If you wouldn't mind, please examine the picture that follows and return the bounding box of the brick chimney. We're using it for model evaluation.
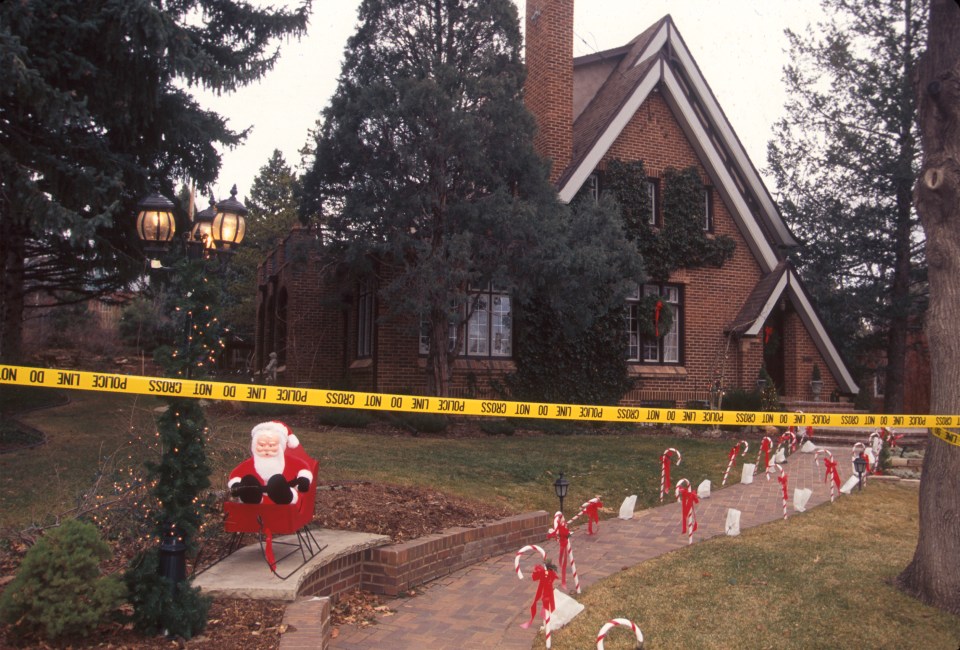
[525,0,573,185]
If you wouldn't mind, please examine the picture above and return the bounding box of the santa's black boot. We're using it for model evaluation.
[235,475,263,504]
[266,474,294,504]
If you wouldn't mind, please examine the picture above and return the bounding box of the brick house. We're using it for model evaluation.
[254,4,858,406]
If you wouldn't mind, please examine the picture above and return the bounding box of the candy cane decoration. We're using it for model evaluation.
[596,617,644,650]
[814,448,840,503]
[755,436,772,479]
[722,440,749,486]
[777,431,796,458]
[520,561,558,648]
[568,496,603,534]
[546,512,580,593]
[852,442,871,475]
[675,478,699,545]
[869,430,884,474]
[882,427,904,449]
[774,462,788,520]
[514,544,546,580]
[659,448,682,502]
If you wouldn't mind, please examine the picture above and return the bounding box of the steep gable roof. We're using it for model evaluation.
[559,16,797,272]
[554,16,856,394]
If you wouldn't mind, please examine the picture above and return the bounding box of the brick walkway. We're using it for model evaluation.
[317,446,848,649]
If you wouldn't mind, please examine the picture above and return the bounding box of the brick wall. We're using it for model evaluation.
[292,511,548,601]
[525,0,573,183]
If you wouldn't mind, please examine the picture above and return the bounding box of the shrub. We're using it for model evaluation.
[124,547,209,639]
[0,519,126,640]
[479,418,516,435]
[394,412,449,434]
[316,407,376,429]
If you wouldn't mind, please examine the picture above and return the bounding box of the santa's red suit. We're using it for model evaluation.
[228,421,313,505]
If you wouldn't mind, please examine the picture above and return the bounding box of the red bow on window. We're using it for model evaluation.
[764,326,774,344]
[654,300,663,337]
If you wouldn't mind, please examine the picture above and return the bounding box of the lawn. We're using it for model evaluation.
[1,391,731,531]
[542,481,960,649]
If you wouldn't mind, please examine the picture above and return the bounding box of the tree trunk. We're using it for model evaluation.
[896,0,960,615]
[427,308,452,397]
[0,213,26,364]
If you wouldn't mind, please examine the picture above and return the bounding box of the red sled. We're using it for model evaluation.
[223,445,326,579]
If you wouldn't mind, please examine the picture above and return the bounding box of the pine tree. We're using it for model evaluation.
[0,0,310,362]
[300,0,638,396]
[766,0,927,411]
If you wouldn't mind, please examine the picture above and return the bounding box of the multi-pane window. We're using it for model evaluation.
[625,284,681,364]
[357,281,375,358]
[646,179,658,225]
[586,173,600,202]
[419,285,512,358]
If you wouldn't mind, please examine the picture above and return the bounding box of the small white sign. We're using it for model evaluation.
[794,487,812,512]
[725,508,741,536]
[618,495,637,519]
[697,480,711,499]
[741,463,756,484]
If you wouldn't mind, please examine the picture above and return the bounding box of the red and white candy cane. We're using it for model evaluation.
[774,462,788,520]
[596,617,644,650]
[546,512,579,593]
[814,448,840,502]
[852,442,870,474]
[568,496,603,534]
[869,430,884,473]
[514,544,546,580]
[675,478,699,545]
[721,440,749,486]
[659,447,682,502]
[777,430,796,457]
[756,436,773,479]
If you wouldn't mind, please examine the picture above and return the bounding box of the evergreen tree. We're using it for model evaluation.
[897,0,960,616]
[221,150,302,337]
[300,0,635,396]
[766,0,927,411]
[0,0,310,362]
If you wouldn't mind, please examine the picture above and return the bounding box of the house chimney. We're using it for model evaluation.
[525,0,574,185]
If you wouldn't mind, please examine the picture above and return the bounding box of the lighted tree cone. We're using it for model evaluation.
[814,448,841,503]
[674,478,699,545]
[659,447,682,502]
[596,617,645,650]
[721,440,749,486]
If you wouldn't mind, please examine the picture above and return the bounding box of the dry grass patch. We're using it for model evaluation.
[544,482,960,649]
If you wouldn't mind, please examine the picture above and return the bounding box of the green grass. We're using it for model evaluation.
[543,482,960,649]
[1,393,730,530]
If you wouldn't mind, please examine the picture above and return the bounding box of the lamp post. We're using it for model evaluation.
[853,455,867,492]
[132,187,246,608]
[554,472,569,516]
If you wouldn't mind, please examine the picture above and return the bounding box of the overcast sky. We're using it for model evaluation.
[195,0,827,204]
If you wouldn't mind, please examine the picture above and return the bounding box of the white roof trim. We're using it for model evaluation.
[787,270,858,393]
[635,24,668,67]
[661,66,779,270]
[744,273,788,337]
[666,29,795,246]
[558,70,660,203]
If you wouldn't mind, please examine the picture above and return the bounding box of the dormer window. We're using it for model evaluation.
[703,186,713,232]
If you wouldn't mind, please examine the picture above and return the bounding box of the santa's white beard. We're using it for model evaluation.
[253,453,285,480]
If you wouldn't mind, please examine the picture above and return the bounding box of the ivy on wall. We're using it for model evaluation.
[603,160,736,282]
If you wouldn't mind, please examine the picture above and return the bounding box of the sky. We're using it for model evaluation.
[196,0,828,204]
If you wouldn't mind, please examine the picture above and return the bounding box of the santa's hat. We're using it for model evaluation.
[250,421,300,451]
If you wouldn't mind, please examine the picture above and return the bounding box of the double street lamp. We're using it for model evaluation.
[133,184,248,598]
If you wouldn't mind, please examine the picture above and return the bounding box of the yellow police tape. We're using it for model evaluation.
[1,364,956,431]
[932,427,960,447]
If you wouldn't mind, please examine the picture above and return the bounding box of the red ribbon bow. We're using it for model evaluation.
[777,473,789,502]
[760,437,771,471]
[728,445,740,462]
[824,458,841,489]
[764,326,774,344]
[677,486,699,533]
[654,300,663,337]
[525,564,557,626]
[661,454,674,493]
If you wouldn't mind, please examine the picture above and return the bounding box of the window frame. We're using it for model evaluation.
[356,280,375,359]
[418,285,513,359]
[624,283,682,365]
[703,186,713,232]
[646,178,659,226]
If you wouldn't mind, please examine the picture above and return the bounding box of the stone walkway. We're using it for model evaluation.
[291,445,850,649]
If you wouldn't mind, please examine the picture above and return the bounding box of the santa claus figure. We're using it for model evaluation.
[228,421,313,505]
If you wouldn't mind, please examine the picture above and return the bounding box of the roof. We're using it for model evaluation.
[555,15,856,393]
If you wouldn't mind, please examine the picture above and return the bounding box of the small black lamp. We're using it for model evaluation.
[553,472,569,515]
[853,455,867,491]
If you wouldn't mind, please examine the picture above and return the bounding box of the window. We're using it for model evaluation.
[357,281,375,358]
[646,179,658,226]
[419,285,512,358]
[703,186,713,231]
[625,284,681,364]
[586,173,600,202]
[874,367,886,398]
